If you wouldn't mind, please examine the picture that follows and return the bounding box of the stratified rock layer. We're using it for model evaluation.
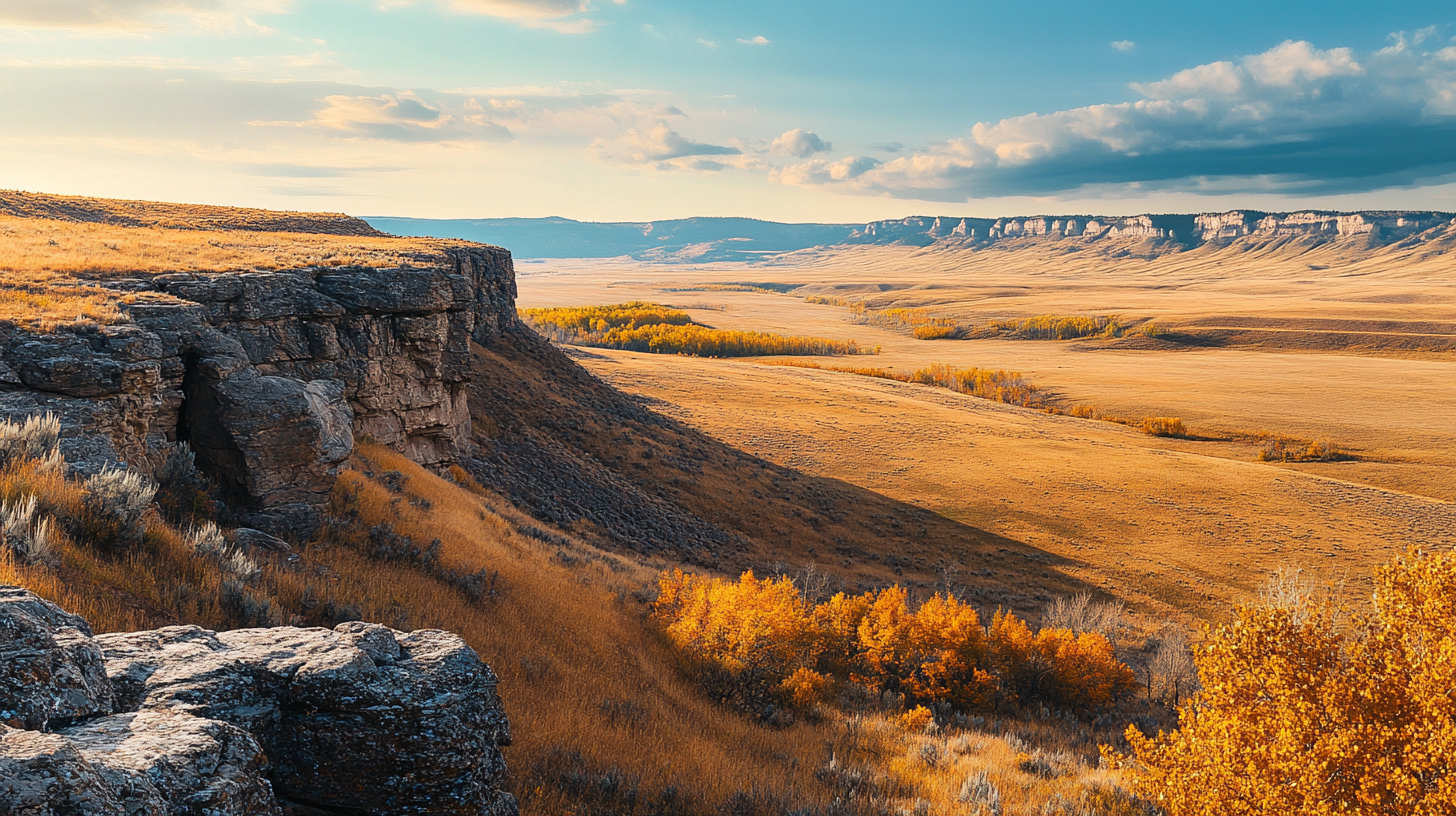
[0,245,515,536]
[0,585,516,816]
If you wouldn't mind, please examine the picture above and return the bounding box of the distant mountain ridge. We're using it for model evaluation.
[365,210,1456,261]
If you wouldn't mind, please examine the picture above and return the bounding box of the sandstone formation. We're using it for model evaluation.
[0,585,516,816]
[0,246,515,536]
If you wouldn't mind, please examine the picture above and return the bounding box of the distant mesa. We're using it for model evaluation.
[365,210,1456,261]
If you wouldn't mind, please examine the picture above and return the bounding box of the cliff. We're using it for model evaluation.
[843,209,1455,248]
[0,584,515,815]
[0,195,518,536]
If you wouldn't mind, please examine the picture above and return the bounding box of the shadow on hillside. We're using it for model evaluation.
[465,324,1101,618]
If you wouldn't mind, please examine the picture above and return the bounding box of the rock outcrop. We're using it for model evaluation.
[0,585,516,816]
[0,246,515,536]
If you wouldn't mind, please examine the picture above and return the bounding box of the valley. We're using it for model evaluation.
[516,238,1456,621]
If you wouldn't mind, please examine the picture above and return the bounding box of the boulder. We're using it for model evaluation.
[97,622,516,815]
[0,726,126,815]
[0,586,112,731]
[0,585,517,816]
[58,711,282,816]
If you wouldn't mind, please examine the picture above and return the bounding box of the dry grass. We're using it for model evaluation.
[0,218,470,328]
[0,215,463,278]
[1,441,868,813]
[0,194,480,328]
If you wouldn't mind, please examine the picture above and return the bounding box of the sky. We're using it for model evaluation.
[3,1,1456,222]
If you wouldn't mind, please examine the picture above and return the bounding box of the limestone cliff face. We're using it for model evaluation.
[0,245,515,535]
[847,209,1455,247]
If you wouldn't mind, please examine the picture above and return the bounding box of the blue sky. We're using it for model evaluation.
[2,1,1456,221]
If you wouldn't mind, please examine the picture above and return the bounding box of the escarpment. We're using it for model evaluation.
[0,585,516,815]
[0,245,515,536]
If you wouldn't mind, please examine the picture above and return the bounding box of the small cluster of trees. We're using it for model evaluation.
[811,299,974,341]
[765,360,1045,409]
[519,301,695,336]
[519,301,874,357]
[987,314,1124,341]
[1126,549,1456,815]
[653,570,1136,717]
[1257,435,1345,462]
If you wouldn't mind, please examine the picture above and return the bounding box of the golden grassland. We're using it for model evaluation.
[518,250,1456,504]
[1,438,1159,815]
[520,301,876,357]
[14,426,1447,812]
[564,349,1451,622]
[0,215,461,277]
[0,196,474,328]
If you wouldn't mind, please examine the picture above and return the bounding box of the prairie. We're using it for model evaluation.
[515,241,1456,622]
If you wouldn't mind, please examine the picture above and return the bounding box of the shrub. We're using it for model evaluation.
[1043,592,1130,648]
[1258,436,1346,462]
[81,467,158,551]
[1067,405,1097,419]
[0,412,60,469]
[654,571,1136,718]
[912,324,961,340]
[958,771,1002,815]
[1138,417,1185,438]
[764,361,1045,409]
[988,314,1123,341]
[778,667,832,708]
[2,494,56,566]
[900,705,934,732]
[1122,548,1456,815]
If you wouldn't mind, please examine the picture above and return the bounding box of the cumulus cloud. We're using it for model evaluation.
[772,38,1456,201]
[0,0,288,30]
[588,123,740,166]
[737,35,769,45]
[260,91,512,142]
[1111,40,1135,52]
[770,128,831,158]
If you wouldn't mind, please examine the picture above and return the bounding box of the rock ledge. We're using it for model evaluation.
[0,585,516,816]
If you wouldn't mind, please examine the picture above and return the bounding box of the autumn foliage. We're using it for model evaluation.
[1124,548,1456,816]
[519,301,875,357]
[764,359,1046,409]
[654,570,1136,716]
[988,314,1125,340]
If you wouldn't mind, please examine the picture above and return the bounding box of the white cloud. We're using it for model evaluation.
[771,38,1456,201]
[1241,39,1362,87]
[409,0,625,33]
[737,35,769,45]
[697,37,716,48]
[1111,40,1135,52]
[588,123,739,165]
[769,128,831,158]
[0,0,289,31]
[769,155,879,186]
[258,91,514,142]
